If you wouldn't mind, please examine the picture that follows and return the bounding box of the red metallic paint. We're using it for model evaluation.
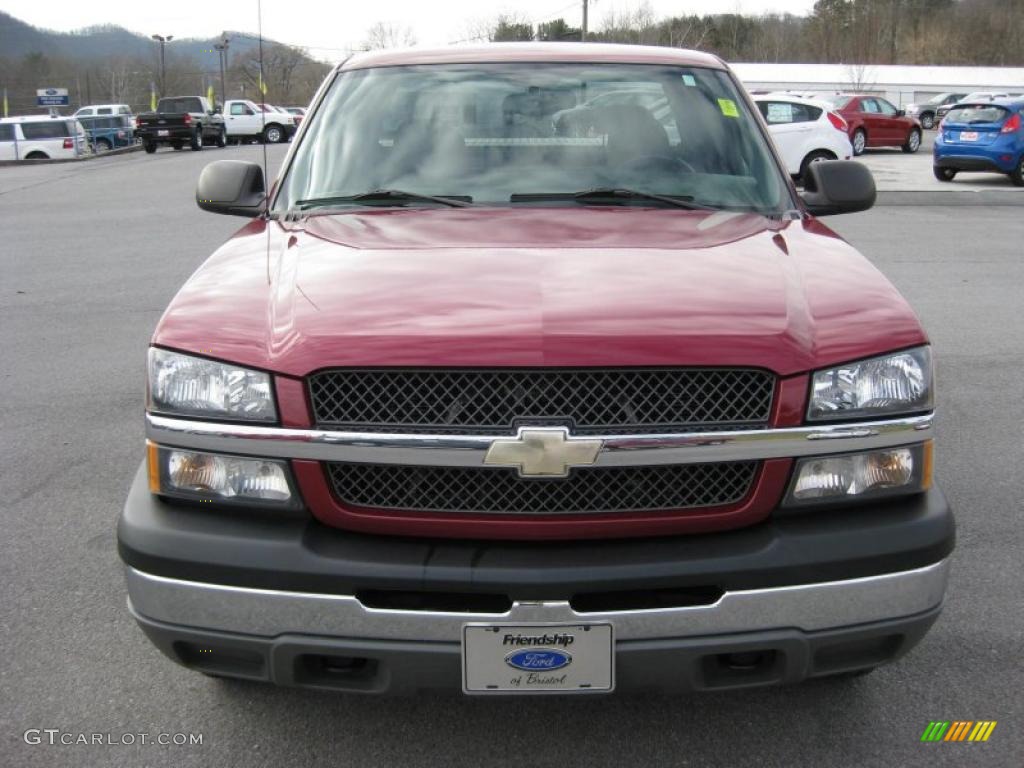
[153,208,927,378]
[837,95,922,150]
[342,42,726,72]
[275,376,312,428]
[154,204,927,539]
[292,458,793,541]
[771,375,811,428]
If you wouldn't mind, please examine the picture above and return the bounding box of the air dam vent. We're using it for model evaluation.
[327,461,759,516]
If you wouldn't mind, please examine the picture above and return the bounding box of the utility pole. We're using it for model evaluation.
[582,0,589,40]
[151,34,173,95]
[214,35,230,106]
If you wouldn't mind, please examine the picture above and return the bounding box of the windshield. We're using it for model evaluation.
[276,63,791,214]
[925,94,950,105]
[944,105,1009,124]
[158,98,203,113]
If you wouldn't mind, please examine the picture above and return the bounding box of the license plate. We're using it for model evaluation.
[157,129,169,137]
[462,623,614,694]
[960,131,979,141]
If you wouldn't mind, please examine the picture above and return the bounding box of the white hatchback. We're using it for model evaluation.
[0,116,91,161]
[754,95,853,180]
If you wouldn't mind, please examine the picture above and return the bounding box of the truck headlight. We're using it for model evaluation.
[148,348,276,422]
[147,443,301,509]
[784,443,932,507]
[808,347,932,421]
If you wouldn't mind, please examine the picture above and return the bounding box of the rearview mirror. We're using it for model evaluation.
[800,160,876,216]
[196,160,266,217]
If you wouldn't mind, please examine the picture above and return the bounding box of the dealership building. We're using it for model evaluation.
[732,63,1024,107]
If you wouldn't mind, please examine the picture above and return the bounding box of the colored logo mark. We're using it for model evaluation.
[921,721,997,742]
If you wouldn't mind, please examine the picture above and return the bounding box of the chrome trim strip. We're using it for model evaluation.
[125,559,949,641]
[146,413,933,467]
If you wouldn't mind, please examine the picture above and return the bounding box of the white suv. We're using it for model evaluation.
[0,116,91,161]
[754,94,853,180]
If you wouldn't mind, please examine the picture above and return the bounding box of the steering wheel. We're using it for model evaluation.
[620,154,696,173]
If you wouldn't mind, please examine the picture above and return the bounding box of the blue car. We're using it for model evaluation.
[76,114,135,152]
[934,98,1024,186]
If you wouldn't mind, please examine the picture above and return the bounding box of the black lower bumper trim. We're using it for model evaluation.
[117,464,955,600]
[132,605,942,694]
[935,156,1006,172]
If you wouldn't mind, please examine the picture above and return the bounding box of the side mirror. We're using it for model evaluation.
[895,109,906,117]
[800,160,876,216]
[196,160,266,217]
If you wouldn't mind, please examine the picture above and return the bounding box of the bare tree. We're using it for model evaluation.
[363,21,417,50]
[106,58,136,103]
[457,12,533,43]
[844,62,876,92]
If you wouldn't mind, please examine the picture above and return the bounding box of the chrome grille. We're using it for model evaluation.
[308,369,774,434]
[326,462,758,515]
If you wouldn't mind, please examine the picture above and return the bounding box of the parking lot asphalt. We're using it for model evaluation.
[1,146,1022,768]
[858,130,1024,195]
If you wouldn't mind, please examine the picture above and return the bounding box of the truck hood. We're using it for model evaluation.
[153,208,927,378]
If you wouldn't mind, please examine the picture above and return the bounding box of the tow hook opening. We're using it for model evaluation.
[294,654,380,689]
[701,649,784,688]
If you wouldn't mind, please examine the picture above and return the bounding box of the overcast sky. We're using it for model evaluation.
[3,0,818,61]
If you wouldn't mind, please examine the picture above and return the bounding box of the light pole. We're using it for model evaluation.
[151,34,173,95]
[214,35,230,107]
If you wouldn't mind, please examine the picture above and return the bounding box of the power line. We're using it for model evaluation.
[229,31,354,53]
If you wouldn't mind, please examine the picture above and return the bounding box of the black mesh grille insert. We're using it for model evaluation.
[326,462,758,515]
[309,369,774,433]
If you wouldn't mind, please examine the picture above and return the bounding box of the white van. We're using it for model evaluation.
[0,116,92,160]
[74,104,133,118]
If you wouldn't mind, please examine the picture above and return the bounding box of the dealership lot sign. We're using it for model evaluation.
[36,88,69,107]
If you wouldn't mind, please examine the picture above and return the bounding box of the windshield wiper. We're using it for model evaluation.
[511,188,715,210]
[296,189,472,210]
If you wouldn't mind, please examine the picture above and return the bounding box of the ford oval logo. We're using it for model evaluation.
[505,649,573,672]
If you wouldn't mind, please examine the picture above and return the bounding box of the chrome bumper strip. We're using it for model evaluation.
[146,413,933,468]
[126,559,949,642]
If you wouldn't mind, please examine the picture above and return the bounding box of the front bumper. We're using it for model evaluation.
[130,596,944,693]
[119,465,954,692]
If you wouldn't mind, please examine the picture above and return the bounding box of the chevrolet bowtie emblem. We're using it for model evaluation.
[483,427,604,477]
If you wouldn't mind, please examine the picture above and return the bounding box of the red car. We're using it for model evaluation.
[834,94,923,155]
[119,44,952,695]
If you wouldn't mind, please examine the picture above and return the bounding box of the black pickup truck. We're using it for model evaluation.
[135,96,226,153]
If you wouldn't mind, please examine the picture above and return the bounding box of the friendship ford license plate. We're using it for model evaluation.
[960,131,979,141]
[157,129,169,137]
[462,623,614,694]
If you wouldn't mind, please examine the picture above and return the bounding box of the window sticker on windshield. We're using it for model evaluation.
[718,98,740,118]
[682,74,696,86]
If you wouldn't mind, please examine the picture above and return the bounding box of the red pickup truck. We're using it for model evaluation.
[119,44,953,695]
